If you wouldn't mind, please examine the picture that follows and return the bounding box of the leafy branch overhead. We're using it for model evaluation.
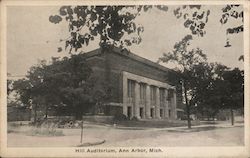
[49,5,210,53]
[173,5,210,37]
[220,5,243,34]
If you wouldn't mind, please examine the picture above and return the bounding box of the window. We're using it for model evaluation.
[150,86,156,104]
[160,89,165,107]
[127,79,135,98]
[168,89,173,101]
[139,83,146,102]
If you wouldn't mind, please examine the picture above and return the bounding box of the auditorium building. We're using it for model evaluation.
[84,47,184,120]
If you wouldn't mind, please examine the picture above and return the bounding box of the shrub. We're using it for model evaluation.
[113,113,128,121]
[131,116,139,121]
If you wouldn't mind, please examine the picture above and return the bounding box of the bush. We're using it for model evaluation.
[131,116,139,121]
[31,116,80,128]
[113,113,128,121]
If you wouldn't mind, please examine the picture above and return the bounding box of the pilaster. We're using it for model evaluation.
[169,89,177,119]
[145,84,151,118]
[155,87,161,119]
[122,74,127,116]
[134,81,140,118]
[164,89,169,119]
[172,90,177,119]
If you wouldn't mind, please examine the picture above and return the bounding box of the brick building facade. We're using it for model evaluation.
[84,47,184,120]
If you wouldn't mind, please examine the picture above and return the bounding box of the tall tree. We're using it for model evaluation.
[13,54,103,120]
[159,35,207,128]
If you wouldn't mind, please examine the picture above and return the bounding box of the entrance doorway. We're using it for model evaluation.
[127,106,132,119]
[160,109,163,118]
[150,108,154,118]
[139,107,144,118]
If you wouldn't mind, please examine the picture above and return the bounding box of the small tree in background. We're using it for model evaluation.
[193,63,229,120]
[220,68,244,125]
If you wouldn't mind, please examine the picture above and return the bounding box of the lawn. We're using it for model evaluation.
[113,119,201,128]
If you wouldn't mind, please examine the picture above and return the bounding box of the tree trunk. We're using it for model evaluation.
[45,104,48,119]
[34,104,37,124]
[230,108,234,126]
[80,119,84,144]
[184,81,191,129]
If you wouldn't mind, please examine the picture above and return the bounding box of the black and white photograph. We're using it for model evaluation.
[1,0,249,157]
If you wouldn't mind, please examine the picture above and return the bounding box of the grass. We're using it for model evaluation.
[111,119,201,128]
[7,123,21,133]
[167,126,219,133]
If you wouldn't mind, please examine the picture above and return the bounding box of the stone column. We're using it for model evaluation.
[171,89,177,119]
[164,89,169,119]
[122,75,127,116]
[145,84,151,118]
[155,87,161,119]
[134,81,140,118]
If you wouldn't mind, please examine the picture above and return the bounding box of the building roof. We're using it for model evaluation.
[82,47,180,77]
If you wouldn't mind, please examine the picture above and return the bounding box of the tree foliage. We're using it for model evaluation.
[49,5,210,53]
[195,66,244,117]
[159,34,207,128]
[160,34,244,122]
[173,5,210,37]
[220,5,243,34]
[13,54,107,119]
[159,34,207,72]
[192,63,229,119]
[198,67,244,123]
[7,78,13,96]
[220,68,244,110]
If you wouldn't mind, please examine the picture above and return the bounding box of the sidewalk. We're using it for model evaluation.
[113,122,244,132]
[147,122,244,132]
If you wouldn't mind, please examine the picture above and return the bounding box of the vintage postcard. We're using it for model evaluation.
[0,0,249,157]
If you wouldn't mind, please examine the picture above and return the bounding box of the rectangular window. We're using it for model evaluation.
[150,86,156,104]
[168,89,173,101]
[159,89,165,107]
[139,83,146,102]
[127,79,135,98]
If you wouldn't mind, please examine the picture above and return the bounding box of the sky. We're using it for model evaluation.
[7,5,244,77]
